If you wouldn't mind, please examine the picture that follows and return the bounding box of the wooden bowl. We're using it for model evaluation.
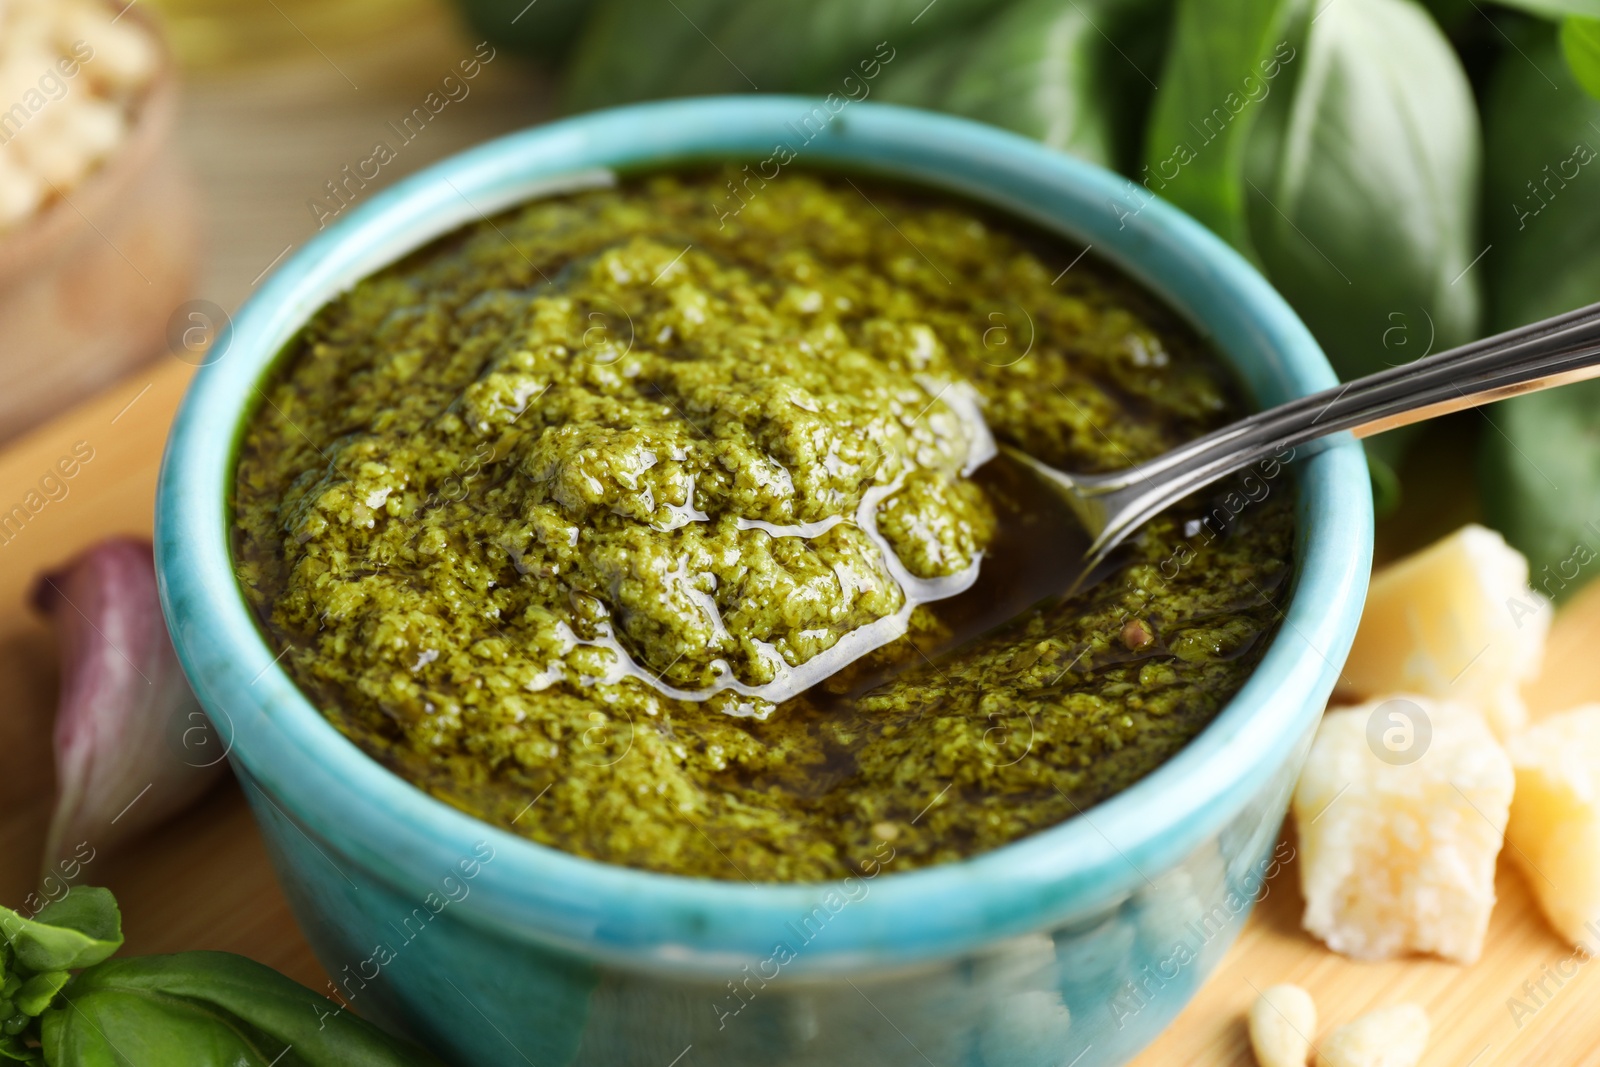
[0,10,199,445]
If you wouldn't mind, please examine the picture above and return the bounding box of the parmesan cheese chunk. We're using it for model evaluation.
[1293,698,1513,962]
[1506,704,1600,947]
[1337,524,1546,739]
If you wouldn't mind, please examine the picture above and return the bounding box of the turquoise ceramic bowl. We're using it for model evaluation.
[155,98,1372,1067]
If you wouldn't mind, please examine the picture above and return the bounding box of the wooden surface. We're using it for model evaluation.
[3,11,1599,1066]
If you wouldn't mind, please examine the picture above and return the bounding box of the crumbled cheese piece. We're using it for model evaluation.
[1293,697,1512,962]
[1506,704,1600,946]
[1337,524,1547,738]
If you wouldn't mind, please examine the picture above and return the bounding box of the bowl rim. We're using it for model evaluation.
[155,96,1372,977]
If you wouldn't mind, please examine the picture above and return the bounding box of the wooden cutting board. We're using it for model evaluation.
[4,14,1598,1065]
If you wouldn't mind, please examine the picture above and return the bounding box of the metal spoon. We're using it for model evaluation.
[1005,300,1600,575]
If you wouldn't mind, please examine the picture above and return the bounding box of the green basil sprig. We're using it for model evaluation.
[1,892,122,975]
[1,890,124,1066]
[0,889,439,1067]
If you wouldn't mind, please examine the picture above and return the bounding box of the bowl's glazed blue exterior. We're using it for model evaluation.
[154,98,1372,1067]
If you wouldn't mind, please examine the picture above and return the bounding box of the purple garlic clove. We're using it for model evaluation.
[31,537,228,879]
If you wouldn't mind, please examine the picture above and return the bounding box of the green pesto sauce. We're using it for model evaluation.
[233,168,1294,882]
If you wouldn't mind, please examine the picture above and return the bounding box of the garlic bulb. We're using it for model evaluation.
[32,538,228,878]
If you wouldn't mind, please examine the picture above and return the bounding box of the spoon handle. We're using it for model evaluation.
[1083,301,1600,560]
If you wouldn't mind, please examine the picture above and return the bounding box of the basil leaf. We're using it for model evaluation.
[1142,0,1305,252]
[1476,30,1600,593]
[1563,16,1600,96]
[13,974,67,1019]
[1244,0,1482,382]
[882,0,1169,170]
[1479,382,1600,600]
[41,953,442,1067]
[0,1035,40,1064]
[454,0,593,64]
[707,0,1001,91]
[563,0,742,110]
[1481,29,1600,328]
[1489,0,1600,17]
[42,997,286,1067]
[875,36,969,110]
[0,890,122,973]
[562,0,998,111]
